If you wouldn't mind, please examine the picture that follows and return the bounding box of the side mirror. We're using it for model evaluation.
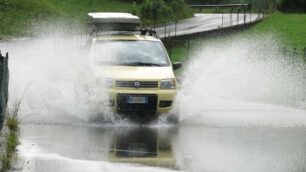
[172,62,182,70]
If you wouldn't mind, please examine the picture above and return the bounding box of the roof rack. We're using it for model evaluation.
[87,12,156,37]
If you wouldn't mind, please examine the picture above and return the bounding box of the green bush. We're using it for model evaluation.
[140,0,192,25]
[185,0,278,13]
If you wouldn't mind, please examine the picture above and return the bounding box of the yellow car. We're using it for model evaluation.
[88,13,182,116]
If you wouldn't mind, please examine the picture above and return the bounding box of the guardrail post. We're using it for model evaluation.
[304,47,306,102]
[237,9,240,24]
[249,9,252,23]
[152,4,158,31]
[263,9,266,18]
[230,9,233,26]
[168,17,172,37]
[257,11,260,20]
[174,19,177,37]
[153,16,156,31]
[186,40,191,61]
[243,8,246,24]
[221,12,224,27]
[169,38,172,60]
[164,17,167,38]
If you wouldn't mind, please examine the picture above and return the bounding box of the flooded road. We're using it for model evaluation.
[16,120,306,172]
[1,26,306,172]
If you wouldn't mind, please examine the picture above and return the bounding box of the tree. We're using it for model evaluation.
[140,0,192,24]
[277,0,306,13]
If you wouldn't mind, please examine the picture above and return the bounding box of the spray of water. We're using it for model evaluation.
[2,27,306,127]
[175,34,306,127]
[2,32,117,125]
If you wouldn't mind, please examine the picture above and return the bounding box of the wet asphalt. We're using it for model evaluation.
[13,121,306,172]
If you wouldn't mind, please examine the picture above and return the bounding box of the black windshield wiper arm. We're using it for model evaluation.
[121,62,162,66]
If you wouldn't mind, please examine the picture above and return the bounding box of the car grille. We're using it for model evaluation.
[116,81,158,88]
[117,94,157,114]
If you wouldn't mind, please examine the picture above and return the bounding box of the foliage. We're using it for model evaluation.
[186,0,277,13]
[0,0,194,38]
[0,0,138,39]
[277,0,306,13]
[140,0,193,25]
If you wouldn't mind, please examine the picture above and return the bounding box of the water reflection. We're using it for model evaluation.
[109,127,175,168]
[19,124,306,172]
[19,124,177,170]
[174,126,306,172]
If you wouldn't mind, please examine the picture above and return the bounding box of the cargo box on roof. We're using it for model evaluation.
[87,12,140,32]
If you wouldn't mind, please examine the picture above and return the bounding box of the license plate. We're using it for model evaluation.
[127,96,148,104]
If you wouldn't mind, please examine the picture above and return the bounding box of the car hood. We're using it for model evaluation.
[92,65,175,80]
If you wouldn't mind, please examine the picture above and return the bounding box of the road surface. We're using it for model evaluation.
[156,13,262,38]
[12,121,306,172]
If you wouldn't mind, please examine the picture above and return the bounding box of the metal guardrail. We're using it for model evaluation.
[188,4,251,9]
[160,13,263,39]
[0,51,9,130]
[159,9,268,39]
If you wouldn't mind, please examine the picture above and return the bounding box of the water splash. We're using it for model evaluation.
[2,34,115,125]
[2,30,306,127]
[175,34,306,127]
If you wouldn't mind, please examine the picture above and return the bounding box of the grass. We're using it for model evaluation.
[0,0,138,39]
[6,117,18,133]
[1,115,19,172]
[1,125,19,172]
[1,99,22,172]
[0,87,27,172]
[246,12,306,48]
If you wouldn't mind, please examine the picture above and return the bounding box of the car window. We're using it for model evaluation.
[92,40,170,67]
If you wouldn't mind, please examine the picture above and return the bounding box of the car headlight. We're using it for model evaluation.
[160,79,176,89]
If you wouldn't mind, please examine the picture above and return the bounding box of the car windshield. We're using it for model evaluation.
[92,40,170,66]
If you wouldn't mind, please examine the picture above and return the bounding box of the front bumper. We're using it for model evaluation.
[108,89,176,114]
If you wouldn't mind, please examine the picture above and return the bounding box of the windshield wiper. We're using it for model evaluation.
[121,62,162,67]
